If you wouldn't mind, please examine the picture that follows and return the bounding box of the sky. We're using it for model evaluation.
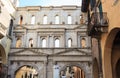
[19,0,82,7]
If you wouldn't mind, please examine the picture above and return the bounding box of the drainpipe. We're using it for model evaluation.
[97,36,103,78]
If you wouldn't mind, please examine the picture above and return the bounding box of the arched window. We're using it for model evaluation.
[29,38,33,48]
[55,38,59,47]
[31,15,35,24]
[60,66,85,78]
[16,37,22,48]
[55,15,59,24]
[80,14,84,24]
[42,38,46,47]
[9,19,13,36]
[68,15,72,24]
[81,38,86,48]
[43,15,47,24]
[68,38,72,47]
[19,15,23,25]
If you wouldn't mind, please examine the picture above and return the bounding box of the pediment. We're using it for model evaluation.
[9,49,47,55]
[54,49,90,55]
[9,48,91,56]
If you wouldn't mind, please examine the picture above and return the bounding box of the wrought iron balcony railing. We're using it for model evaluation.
[88,12,109,36]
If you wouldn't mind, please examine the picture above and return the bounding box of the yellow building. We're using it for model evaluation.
[81,0,120,78]
[101,1,120,78]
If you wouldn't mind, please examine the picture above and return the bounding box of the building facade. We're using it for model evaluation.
[0,0,19,78]
[81,0,120,78]
[100,1,120,78]
[8,6,93,78]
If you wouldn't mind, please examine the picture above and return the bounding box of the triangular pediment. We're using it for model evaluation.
[9,49,47,55]
[9,48,91,56]
[54,49,90,55]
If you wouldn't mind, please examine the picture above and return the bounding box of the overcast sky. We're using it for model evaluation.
[19,0,82,7]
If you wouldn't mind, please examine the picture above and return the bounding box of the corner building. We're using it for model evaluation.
[8,6,93,78]
[0,0,18,77]
[81,0,120,78]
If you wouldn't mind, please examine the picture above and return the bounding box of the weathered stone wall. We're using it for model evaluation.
[8,6,93,78]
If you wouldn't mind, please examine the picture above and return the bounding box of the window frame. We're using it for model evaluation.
[55,38,60,48]
[55,15,60,24]
[43,15,48,24]
[67,15,72,24]
[31,15,35,24]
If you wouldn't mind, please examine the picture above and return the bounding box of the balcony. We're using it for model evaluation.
[88,12,109,36]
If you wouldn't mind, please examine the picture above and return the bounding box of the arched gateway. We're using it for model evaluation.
[15,65,38,78]
[60,66,85,78]
[104,28,120,78]
[0,44,7,78]
[8,5,92,78]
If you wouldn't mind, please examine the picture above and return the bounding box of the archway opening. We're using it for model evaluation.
[19,15,23,25]
[93,58,99,78]
[0,45,6,78]
[15,65,38,78]
[112,31,120,78]
[60,66,85,78]
[104,28,120,78]
[116,59,120,78]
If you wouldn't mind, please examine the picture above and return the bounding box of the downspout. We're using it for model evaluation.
[96,36,103,78]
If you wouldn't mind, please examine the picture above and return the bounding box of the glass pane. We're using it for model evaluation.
[31,15,35,24]
[68,15,72,24]
[68,39,72,47]
[43,16,47,24]
[55,15,59,24]
[55,39,59,47]
[42,39,46,47]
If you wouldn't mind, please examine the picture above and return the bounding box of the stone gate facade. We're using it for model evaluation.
[8,6,93,78]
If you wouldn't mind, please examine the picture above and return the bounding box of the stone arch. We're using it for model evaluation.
[0,45,7,78]
[104,28,120,78]
[60,63,91,78]
[15,64,39,73]
[14,64,39,78]
[0,44,6,64]
[115,59,120,78]
[93,58,99,78]
[29,38,33,48]
[68,38,72,47]
[16,37,22,48]
[19,15,23,25]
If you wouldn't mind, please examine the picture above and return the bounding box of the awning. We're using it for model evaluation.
[81,0,90,12]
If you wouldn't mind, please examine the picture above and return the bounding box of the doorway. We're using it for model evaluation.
[60,66,85,78]
[15,65,38,78]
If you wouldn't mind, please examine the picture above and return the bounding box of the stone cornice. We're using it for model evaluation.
[17,5,81,11]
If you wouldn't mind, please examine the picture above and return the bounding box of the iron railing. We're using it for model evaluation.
[88,12,109,36]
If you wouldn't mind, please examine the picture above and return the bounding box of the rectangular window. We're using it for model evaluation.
[68,15,72,24]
